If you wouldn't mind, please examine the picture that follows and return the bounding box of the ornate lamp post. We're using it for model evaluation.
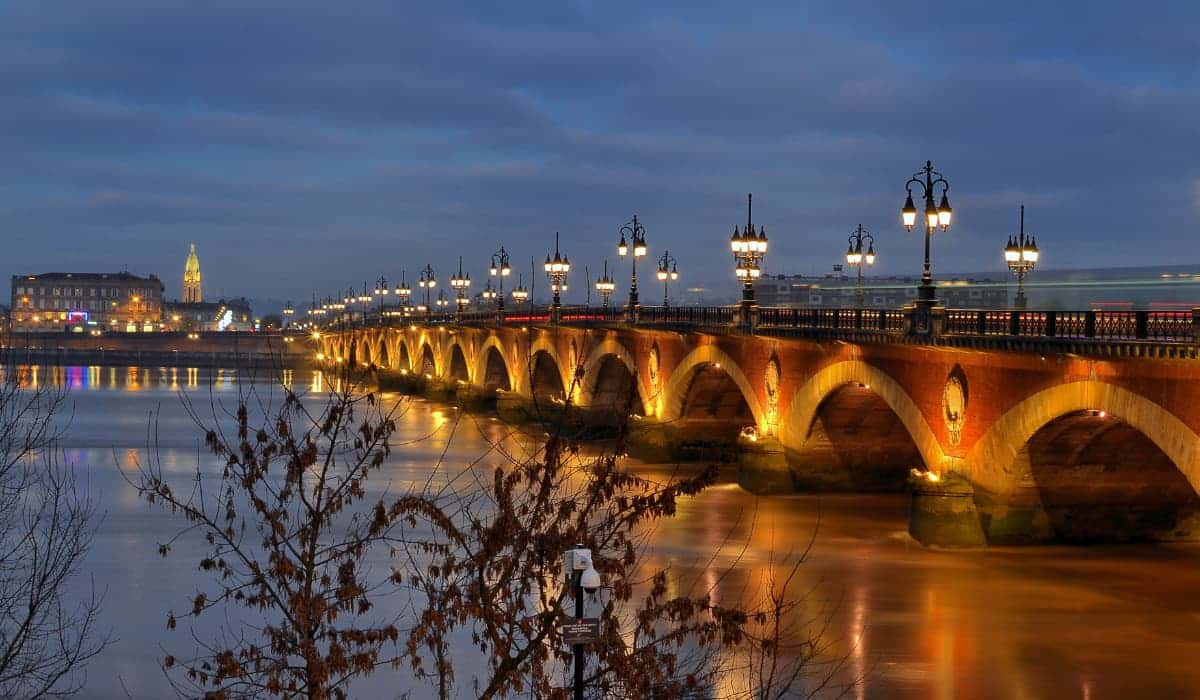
[373,275,389,318]
[544,232,571,324]
[435,289,449,315]
[511,274,529,305]
[357,283,372,325]
[1004,205,1039,309]
[730,193,768,330]
[489,246,511,320]
[844,224,876,308]
[282,301,295,328]
[901,160,953,308]
[394,271,412,316]
[655,251,679,308]
[617,215,648,322]
[594,260,616,311]
[418,264,436,320]
[450,256,471,321]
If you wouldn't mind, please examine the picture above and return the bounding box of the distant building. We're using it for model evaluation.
[164,298,255,332]
[183,243,202,303]
[754,273,1008,309]
[10,272,165,332]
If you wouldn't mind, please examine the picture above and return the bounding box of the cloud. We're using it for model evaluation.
[0,0,1197,303]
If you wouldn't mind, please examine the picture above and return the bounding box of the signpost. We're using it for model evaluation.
[561,618,600,646]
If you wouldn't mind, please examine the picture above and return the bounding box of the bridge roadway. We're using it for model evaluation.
[318,304,1200,546]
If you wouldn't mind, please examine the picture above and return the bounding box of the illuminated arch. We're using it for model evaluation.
[967,380,1200,496]
[447,341,472,383]
[660,345,764,426]
[579,338,649,409]
[520,335,573,399]
[475,336,515,391]
[780,360,945,474]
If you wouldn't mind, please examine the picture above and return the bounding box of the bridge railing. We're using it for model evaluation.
[331,305,1200,346]
[943,309,1196,343]
[757,307,906,332]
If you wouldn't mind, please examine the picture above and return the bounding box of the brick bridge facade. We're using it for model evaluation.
[319,319,1200,545]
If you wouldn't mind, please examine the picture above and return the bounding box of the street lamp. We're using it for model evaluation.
[511,274,529,304]
[395,271,412,316]
[450,256,471,320]
[730,193,768,329]
[901,160,952,307]
[844,224,876,309]
[489,246,511,320]
[282,301,295,328]
[435,289,449,314]
[373,275,390,318]
[617,215,648,322]
[1004,204,1039,309]
[594,260,616,311]
[357,282,372,325]
[544,232,571,323]
[418,264,436,320]
[655,251,679,308]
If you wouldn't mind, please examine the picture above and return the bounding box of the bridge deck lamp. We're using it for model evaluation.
[618,214,648,322]
[655,251,679,308]
[595,260,616,310]
[1004,204,1039,309]
[418,264,436,320]
[845,224,876,309]
[731,193,768,330]
[373,274,390,318]
[436,289,449,312]
[490,246,512,320]
[450,256,471,320]
[901,160,952,306]
[511,274,530,304]
[544,232,571,323]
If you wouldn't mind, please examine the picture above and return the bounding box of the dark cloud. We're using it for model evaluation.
[0,1,1197,305]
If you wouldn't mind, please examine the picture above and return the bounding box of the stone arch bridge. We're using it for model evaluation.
[317,313,1200,545]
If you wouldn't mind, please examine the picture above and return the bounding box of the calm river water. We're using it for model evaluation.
[34,366,1200,698]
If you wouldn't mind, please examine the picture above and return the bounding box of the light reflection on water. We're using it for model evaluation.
[32,367,1200,699]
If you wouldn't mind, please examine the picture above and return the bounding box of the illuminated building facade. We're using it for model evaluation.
[10,272,165,332]
[183,243,202,303]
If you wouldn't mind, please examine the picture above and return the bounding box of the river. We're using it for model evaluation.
[24,366,1200,698]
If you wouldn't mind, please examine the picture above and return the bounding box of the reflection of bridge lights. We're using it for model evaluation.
[739,425,758,442]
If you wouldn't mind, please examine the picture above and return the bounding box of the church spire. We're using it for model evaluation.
[183,243,202,303]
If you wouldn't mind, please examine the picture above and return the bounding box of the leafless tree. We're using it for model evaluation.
[0,357,108,698]
[135,358,856,698]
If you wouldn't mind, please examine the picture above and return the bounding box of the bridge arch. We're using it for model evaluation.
[528,349,567,403]
[417,341,438,377]
[580,339,647,417]
[447,342,471,384]
[780,360,945,482]
[522,336,573,400]
[968,380,1200,497]
[661,345,763,427]
[376,338,390,368]
[476,336,514,391]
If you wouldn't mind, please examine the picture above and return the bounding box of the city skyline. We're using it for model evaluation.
[2,1,1198,302]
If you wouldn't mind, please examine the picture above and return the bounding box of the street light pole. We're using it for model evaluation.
[544,232,571,325]
[844,224,876,309]
[418,265,436,321]
[450,256,471,322]
[655,250,679,308]
[730,193,768,331]
[617,215,648,323]
[395,270,412,318]
[1004,204,1039,309]
[594,260,615,313]
[373,275,389,318]
[901,160,953,306]
[490,246,511,322]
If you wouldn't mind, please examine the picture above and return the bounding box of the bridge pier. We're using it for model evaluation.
[736,433,792,494]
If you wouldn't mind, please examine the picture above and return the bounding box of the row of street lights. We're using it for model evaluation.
[291,160,1045,331]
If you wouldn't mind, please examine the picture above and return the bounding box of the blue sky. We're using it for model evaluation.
[2,0,1198,303]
